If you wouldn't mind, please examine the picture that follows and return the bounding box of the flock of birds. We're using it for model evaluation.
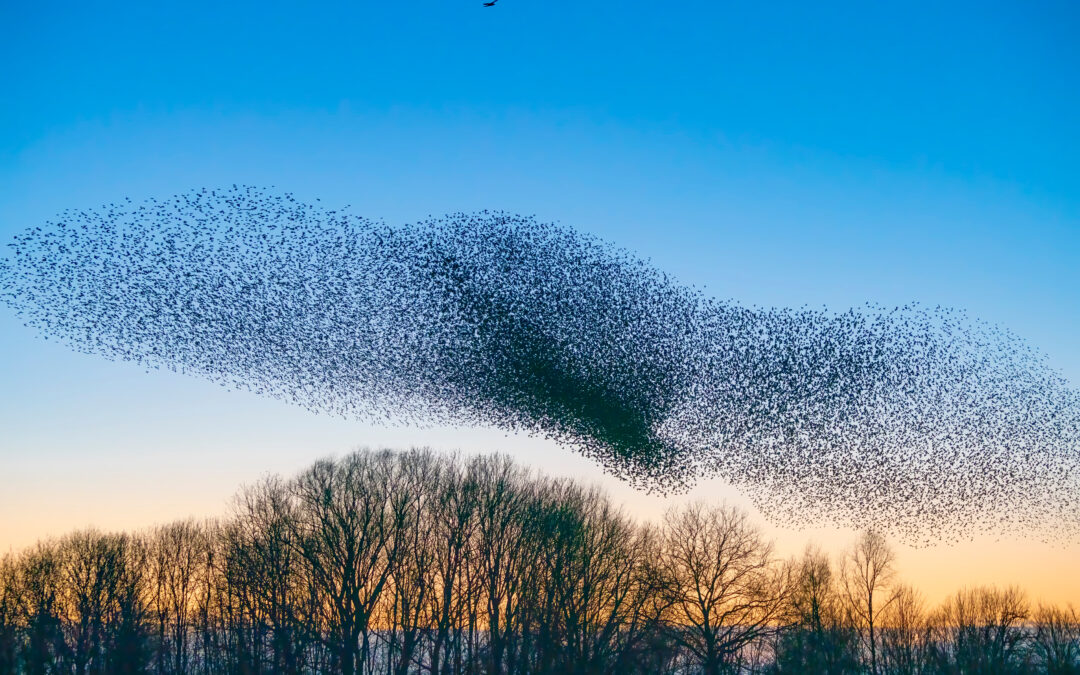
[1,186,1077,544]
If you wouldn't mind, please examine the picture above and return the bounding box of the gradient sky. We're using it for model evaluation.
[2,1,1078,607]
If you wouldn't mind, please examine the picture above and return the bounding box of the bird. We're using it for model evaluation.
[2,185,1078,545]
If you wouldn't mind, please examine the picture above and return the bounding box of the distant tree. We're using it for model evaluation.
[380,448,440,675]
[840,530,897,675]
[878,583,927,675]
[225,476,307,674]
[0,555,18,675]
[17,542,66,675]
[469,454,537,675]
[4,449,1080,675]
[658,502,790,675]
[527,481,662,674]
[289,451,402,675]
[426,452,479,675]
[57,530,145,674]
[147,520,210,675]
[106,535,149,675]
[928,585,1032,674]
[1031,604,1080,675]
[773,546,860,674]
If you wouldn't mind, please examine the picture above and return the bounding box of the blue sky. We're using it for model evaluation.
[1,0,1078,595]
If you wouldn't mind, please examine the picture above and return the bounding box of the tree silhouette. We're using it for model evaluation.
[840,530,898,675]
[0,449,1077,673]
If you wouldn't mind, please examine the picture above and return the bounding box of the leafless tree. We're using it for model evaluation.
[424,452,479,675]
[1031,604,1080,674]
[225,475,307,674]
[0,555,20,675]
[840,529,898,675]
[469,453,537,675]
[928,585,1032,673]
[107,535,149,675]
[16,541,64,675]
[658,502,790,675]
[3,449,1080,674]
[289,451,402,675]
[57,530,142,674]
[525,481,662,674]
[878,583,927,675]
[147,520,210,675]
[773,546,860,674]
[380,448,440,675]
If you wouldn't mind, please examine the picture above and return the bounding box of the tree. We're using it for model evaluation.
[1031,604,1080,675]
[57,530,142,675]
[773,546,860,674]
[878,583,927,675]
[106,535,150,675]
[0,555,19,675]
[426,452,479,675]
[225,475,306,674]
[839,530,897,675]
[658,502,790,675]
[17,542,65,675]
[528,481,662,674]
[469,454,537,675]
[289,451,402,675]
[147,520,210,675]
[928,585,1031,673]
[380,448,440,675]
[3,448,1080,674]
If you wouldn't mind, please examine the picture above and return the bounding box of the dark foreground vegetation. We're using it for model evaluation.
[1,450,1077,674]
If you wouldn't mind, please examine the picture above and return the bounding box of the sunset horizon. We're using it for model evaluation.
[2,1,1078,673]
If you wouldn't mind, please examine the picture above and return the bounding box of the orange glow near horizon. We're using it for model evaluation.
[3,436,1078,611]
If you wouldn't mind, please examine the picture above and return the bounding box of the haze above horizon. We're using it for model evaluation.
[1,0,1077,606]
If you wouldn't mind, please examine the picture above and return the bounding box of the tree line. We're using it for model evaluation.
[0,449,1077,674]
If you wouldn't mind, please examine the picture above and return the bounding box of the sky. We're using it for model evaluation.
[1,0,1078,606]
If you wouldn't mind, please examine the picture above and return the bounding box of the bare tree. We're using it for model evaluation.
[525,481,660,674]
[878,583,927,675]
[1031,604,1080,674]
[57,530,140,674]
[928,585,1031,673]
[17,541,65,675]
[289,451,402,675]
[5,449,1080,675]
[774,546,860,674]
[381,448,440,675]
[839,530,897,675]
[425,452,479,675]
[469,453,537,675]
[147,520,210,675]
[107,535,149,675]
[0,555,19,675]
[565,492,665,674]
[225,475,307,674]
[658,502,790,675]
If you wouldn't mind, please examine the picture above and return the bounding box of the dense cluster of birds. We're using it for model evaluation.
[2,187,1077,543]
